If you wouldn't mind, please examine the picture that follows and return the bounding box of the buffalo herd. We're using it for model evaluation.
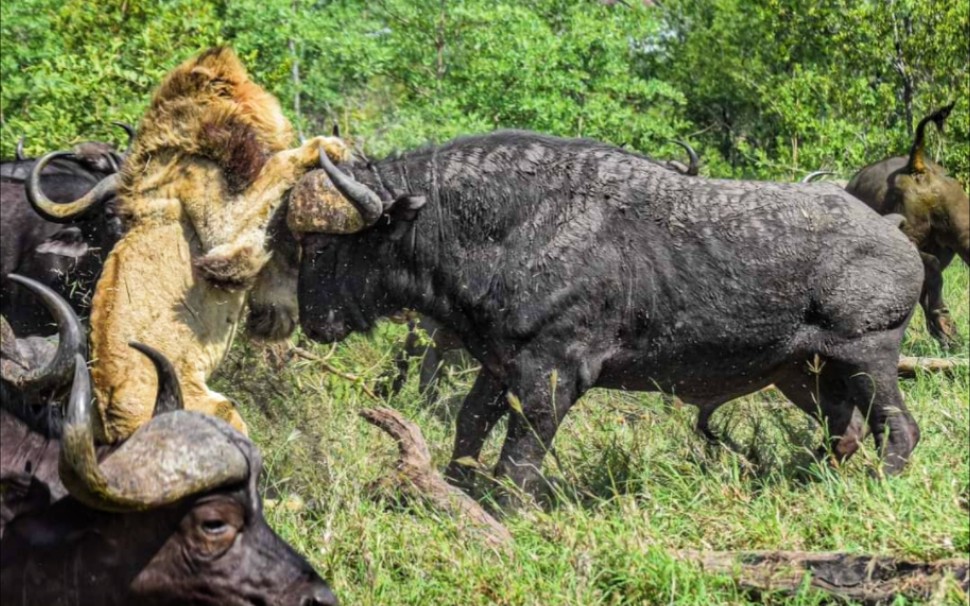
[1,47,968,602]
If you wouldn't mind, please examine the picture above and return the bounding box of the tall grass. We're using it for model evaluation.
[213,264,969,605]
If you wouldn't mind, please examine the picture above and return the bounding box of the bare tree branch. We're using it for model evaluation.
[360,407,512,550]
[677,550,968,604]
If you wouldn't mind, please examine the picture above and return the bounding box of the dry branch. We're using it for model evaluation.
[897,356,965,378]
[359,407,512,549]
[291,346,380,400]
[677,549,968,604]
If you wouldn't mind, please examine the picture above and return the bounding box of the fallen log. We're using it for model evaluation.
[677,549,969,604]
[897,356,966,378]
[359,407,512,549]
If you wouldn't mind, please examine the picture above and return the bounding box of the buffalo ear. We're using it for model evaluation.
[388,195,427,222]
[35,227,89,258]
[0,470,53,523]
[387,195,427,241]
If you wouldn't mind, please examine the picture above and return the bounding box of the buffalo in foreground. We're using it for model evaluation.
[290,130,922,501]
[846,103,969,348]
[0,275,337,606]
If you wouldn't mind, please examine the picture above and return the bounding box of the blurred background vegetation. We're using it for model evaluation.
[2,0,968,183]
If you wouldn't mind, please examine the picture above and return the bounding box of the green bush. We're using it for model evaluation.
[4,0,967,182]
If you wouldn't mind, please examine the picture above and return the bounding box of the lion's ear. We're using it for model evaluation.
[190,66,215,80]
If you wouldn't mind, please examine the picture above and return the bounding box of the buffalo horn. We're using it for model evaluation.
[112,121,136,155]
[26,151,119,222]
[15,137,26,161]
[802,170,835,183]
[2,274,85,392]
[128,342,184,416]
[59,345,249,512]
[670,140,699,176]
[316,144,384,225]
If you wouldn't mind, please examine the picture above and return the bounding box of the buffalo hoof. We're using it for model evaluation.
[875,414,921,477]
[443,459,479,495]
[929,311,961,350]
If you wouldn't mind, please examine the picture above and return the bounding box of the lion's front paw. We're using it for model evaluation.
[306,135,350,164]
[195,243,269,291]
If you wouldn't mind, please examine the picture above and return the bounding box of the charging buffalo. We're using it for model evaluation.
[291,130,922,501]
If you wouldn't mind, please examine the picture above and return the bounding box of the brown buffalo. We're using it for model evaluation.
[846,103,969,347]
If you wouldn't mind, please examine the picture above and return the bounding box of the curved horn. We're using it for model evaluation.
[104,152,121,174]
[112,121,136,155]
[15,137,26,161]
[2,274,85,392]
[128,342,184,416]
[670,140,699,176]
[59,351,249,512]
[317,145,384,225]
[802,170,835,183]
[26,151,119,223]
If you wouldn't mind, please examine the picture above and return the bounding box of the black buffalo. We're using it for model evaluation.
[1,133,129,335]
[0,276,337,606]
[291,130,922,500]
[380,142,701,402]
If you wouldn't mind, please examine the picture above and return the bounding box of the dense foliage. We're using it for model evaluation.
[2,0,967,182]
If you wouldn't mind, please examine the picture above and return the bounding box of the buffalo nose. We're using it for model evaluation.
[301,586,338,606]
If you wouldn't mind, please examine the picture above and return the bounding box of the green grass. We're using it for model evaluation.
[213,263,969,606]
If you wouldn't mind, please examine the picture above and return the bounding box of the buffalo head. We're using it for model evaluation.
[0,275,338,606]
[1,128,132,336]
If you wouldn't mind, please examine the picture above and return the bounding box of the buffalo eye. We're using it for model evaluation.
[183,497,245,559]
[201,518,231,536]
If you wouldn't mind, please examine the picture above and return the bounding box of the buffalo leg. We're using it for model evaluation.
[444,370,507,487]
[774,370,866,464]
[493,361,582,503]
[692,399,729,444]
[776,344,918,474]
[919,251,958,348]
[386,320,421,396]
[687,398,749,456]
[416,339,445,403]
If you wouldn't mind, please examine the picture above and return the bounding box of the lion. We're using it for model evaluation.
[87,48,348,442]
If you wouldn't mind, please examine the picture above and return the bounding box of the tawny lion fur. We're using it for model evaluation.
[90,48,348,442]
